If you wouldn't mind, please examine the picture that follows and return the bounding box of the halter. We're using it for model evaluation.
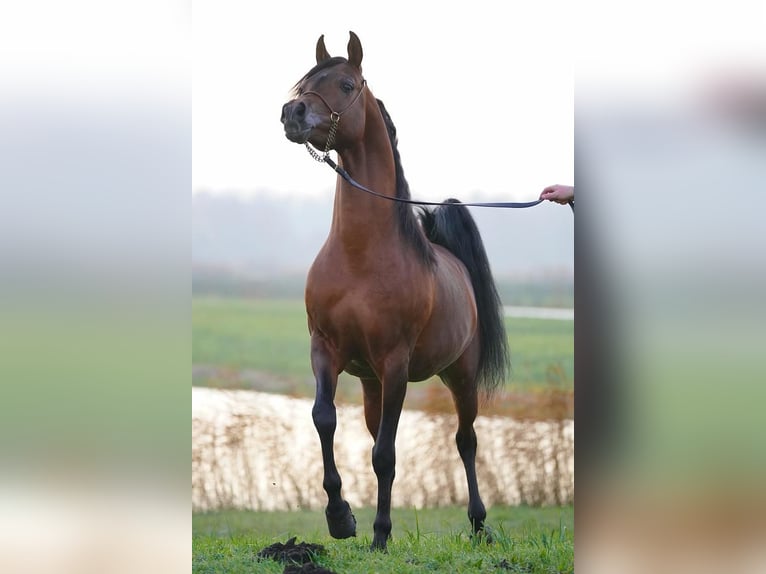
[303,79,367,163]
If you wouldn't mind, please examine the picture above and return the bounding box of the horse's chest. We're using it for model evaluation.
[310,299,406,341]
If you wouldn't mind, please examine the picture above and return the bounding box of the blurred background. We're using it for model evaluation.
[575,3,766,572]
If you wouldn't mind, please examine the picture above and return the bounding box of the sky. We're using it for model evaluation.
[192,1,576,201]
[192,0,765,201]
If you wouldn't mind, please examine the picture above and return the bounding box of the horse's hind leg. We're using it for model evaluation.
[442,367,488,539]
[360,377,382,440]
[311,335,356,539]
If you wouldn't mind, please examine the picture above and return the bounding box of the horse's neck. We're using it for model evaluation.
[329,124,400,256]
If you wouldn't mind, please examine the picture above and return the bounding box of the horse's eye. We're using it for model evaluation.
[341,80,354,94]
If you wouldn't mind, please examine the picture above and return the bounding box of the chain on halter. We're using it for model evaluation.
[305,111,340,162]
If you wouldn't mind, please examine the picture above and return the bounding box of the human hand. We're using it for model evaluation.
[540,184,574,204]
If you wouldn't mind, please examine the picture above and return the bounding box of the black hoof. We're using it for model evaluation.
[471,526,493,544]
[326,501,356,539]
[369,536,388,552]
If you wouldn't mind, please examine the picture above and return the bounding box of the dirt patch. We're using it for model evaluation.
[257,537,326,565]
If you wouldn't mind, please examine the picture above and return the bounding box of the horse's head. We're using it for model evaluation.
[281,31,367,152]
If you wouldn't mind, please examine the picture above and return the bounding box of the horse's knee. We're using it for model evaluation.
[371,443,395,478]
[312,401,336,436]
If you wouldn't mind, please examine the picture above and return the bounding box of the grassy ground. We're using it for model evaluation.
[193,299,574,572]
[193,505,573,574]
[192,297,573,418]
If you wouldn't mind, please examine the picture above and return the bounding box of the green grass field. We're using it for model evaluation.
[192,297,573,417]
[192,298,574,571]
[193,505,573,574]
[192,297,572,388]
[193,298,312,381]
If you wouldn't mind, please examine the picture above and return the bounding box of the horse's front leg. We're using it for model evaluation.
[370,363,408,551]
[311,335,356,539]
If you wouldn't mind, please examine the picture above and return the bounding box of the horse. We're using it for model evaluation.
[280,31,510,551]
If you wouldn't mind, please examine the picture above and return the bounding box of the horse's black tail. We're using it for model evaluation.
[420,200,510,397]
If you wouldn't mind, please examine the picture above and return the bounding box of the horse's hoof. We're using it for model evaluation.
[471,526,493,544]
[325,501,356,539]
[369,536,388,552]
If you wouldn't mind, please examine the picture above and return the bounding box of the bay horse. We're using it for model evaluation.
[280,31,509,551]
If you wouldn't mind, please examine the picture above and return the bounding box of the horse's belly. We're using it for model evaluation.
[342,345,467,382]
[338,306,475,382]
[344,359,376,378]
[407,304,475,380]
[407,344,468,382]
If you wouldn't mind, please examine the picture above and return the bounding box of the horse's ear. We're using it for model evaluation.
[316,34,331,64]
[347,31,363,69]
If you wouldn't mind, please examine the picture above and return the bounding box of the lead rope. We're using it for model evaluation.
[301,85,567,210]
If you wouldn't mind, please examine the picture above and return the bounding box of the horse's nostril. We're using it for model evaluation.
[282,101,307,123]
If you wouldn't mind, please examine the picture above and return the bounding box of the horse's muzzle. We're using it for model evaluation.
[281,100,312,143]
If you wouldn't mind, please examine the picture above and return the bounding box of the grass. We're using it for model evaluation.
[191,298,574,390]
[192,297,573,418]
[192,298,574,571]
[193,505,573,573]
[193,298,311,381]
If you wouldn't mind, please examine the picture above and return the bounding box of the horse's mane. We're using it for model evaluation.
[375,99,436,268]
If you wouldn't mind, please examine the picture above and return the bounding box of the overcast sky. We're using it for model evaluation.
[2,0,761,205]
[193,0,577,201]
[193,0,763,202]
